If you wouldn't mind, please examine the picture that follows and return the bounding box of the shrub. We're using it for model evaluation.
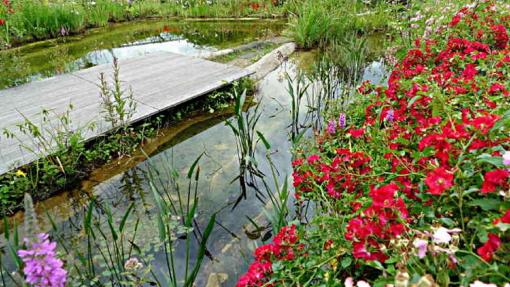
[238,1,510,286]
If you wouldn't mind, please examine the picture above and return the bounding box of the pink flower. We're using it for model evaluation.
[413,238,428,258]
[433,227,452,244]
[503,151,510,166]
[345,277,354,287]
[338,113,346,129]
[17,233,67,287]
[327,120,336,134]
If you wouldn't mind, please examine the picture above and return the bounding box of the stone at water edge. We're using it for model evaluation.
[206,273,229,287]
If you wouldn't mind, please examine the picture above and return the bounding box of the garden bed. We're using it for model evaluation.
[238,1,510,286]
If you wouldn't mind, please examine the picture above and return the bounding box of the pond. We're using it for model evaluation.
[0,19,285,89]
[0,19,388,286]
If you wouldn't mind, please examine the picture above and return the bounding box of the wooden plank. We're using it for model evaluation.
[0,51,252,175]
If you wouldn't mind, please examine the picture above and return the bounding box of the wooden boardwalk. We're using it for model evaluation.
[0,52,252,175]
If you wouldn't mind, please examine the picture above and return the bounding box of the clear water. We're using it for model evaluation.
[0,19,285,89]
[2,54,387,286]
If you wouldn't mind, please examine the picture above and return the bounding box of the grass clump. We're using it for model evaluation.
[286,0,397,49]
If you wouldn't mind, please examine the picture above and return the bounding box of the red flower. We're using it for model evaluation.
[491,24,509,49]
[425,167,454,195]
[307,154,320,164]
[348,128,365,138]
[477,233,501,262]
[481,169,509,193]
[0,19,5,26]
[500,209,510,224]
[469,114,500,135]
[250,2,260,10]
[489,83,508,96]
[494,209,510,225]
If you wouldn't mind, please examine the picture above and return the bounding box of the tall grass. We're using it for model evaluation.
[11,1,85,39]
[287,0,396,49]
[0,0,286,47]
[85,0,128,27]
[287,1,332,49]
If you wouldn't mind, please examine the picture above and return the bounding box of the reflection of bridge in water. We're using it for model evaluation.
[0,52,252,175]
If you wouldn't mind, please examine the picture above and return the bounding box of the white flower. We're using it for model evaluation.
[345,277,354,287]
[469,281,497,287]
[357,281,371,287]
[433,227,452,244]
[124,257,143,271]
[503,151,510,166]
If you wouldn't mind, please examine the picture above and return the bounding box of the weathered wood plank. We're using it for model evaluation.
[0,51,252,175]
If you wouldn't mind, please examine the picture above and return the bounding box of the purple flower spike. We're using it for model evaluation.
[327,120,336,134]
[338,113,346,129]
[18,233,67,287]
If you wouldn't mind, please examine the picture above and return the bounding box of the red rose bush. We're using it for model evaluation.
[238,1,510,286]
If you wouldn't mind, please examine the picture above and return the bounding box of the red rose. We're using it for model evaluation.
[481,169,509,193]
[425,167,454,195]
[348,128,365,138]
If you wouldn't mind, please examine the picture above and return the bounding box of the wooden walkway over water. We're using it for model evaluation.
[0,52,252,175]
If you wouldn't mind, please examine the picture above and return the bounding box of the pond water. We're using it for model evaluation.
[1,54,387,286]
[0,19,388,286]
[0,19,285,89]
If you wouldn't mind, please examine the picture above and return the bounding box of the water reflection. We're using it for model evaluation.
[0,20,285,89]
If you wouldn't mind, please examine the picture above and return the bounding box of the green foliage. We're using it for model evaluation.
[287,0,397,49]
[0,0,287,47]
[1,160,216,286]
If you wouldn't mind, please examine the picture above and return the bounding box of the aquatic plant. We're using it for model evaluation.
[287,0,396,49]
[1,157,217,286]
[147,154,216,286]
[225,88,265,207]
[285,70,310,143]
[0,0,287,47]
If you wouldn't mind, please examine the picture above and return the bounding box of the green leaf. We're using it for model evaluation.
[407,96,421,110]
[439,217,456,227]
[257,131,271,150]
[492,109,510,131]
[467,198,501,211]
[476,154,504,168]
[340,256,352,268]
[119,203,134,233]
[187,153,204,179]
[184,213,216,287]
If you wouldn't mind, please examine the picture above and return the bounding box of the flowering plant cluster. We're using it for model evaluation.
[237,225,302,287]
[239,1,510,286]
[17,233,67,287]
[0,0,13,26]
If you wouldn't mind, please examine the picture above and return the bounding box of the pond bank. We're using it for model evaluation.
[0,39,295,217]
[0,19,286,89]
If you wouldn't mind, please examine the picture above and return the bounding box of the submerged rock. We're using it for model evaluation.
[206,273,229,287]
